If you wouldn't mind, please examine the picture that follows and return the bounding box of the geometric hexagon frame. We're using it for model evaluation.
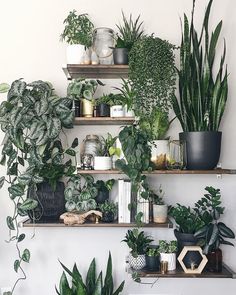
[177,246,208,274]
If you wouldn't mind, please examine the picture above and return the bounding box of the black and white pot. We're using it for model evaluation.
[179,131,222,170]
[113,48,129,65]
[110,105,125,117]
[28,181,65,223]
[129,254,146,270]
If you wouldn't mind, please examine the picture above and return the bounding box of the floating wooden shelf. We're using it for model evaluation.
[137,264,236,279]
[63,64,129,80]
[21,220,173,228]
[74,117,135,125]
[77,169,236,175]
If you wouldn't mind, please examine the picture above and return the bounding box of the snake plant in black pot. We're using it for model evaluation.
[172,0,228,169]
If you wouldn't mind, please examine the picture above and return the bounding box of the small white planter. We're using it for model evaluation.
[129,254,146,270]
[153,204,168,223]
[160,253,176,271]
[124,105,135,117]
[151,140,169,169]
[66,44,85,64]
[94,156,112,170]
[110,105,124,117]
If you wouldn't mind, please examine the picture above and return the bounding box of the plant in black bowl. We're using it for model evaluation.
[145,247,160,271]
[114,12,144,64]
[99,200,118,223]
[95,179,115,204]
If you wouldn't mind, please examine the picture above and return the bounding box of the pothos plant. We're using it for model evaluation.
[0,79,76,294]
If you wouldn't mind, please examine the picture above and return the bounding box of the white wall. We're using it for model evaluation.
[0,0,236,294]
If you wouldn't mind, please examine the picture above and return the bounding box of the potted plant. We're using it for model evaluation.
[95,179,115,204]
[56,252,125,295]
[149,186,168,224]
[139,109,173,169]
[108,93,125,117]
[64,174,98,213]
[114,78,135,117]
[60,10,94,64]
[0,79,75,292]
[194,186,235,272]
[95,94,111,117]
[171,0,228,169]
[67,78,99,117]
[122,229,153,270]
[94,133,121,170]
[145,247,160,271]
[98,200,118,223]
[114,12,144,65]
[129,35,176,118]
[159,240,178,271]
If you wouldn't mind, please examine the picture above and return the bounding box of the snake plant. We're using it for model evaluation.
[172,0,228,132]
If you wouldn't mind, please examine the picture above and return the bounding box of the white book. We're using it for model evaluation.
[118,179,124,223]
[124,180,131,223]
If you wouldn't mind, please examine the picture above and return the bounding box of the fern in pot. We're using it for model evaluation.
[122,229,153,270]
[61,10,94,64]
[172,0,228,169]
[159,240,178,271]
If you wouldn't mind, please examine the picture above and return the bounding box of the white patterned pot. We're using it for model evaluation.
[110,105,124,117]
[129,254,146,270]
[94,156,112,170]
[66,44,85,64]
[153,204,168,223]
[160,253,176,271]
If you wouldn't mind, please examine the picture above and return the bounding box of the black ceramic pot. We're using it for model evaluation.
[174,230,202,268]
[113,48,129,65]
[95,190,109,204]
[102,211,115,223]
[206,248,222,272]
[145,255,160,271]
[179,131,222,170]
[74,100,81,117]
[97,103,110,117]
[28,181,65,223]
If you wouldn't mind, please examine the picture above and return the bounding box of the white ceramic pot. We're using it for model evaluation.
[66,44,85,64]
[110,105,124,117]
[129,254,146,270]
[160,253,176,271]
[153,204,168,223]
[94,156,112,170]
[124,105,135,117]
[151,140,169,169]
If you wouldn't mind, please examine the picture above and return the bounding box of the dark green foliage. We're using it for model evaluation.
[194,186,235,253]
[129,35,176,117]
[97,133,120,157]
[116,12,144,50]
[99,201,118,215]
[60,10,94,46]
[67,79,98,101]
[56,252,125,295]
[95,179,115,192]
[158,240,177,254]
[113,79,135,111]
[172,0,228,131]
[122,229,153,257]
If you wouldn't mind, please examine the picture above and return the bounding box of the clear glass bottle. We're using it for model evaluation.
[92,27,115,64]
[82,135,101,157]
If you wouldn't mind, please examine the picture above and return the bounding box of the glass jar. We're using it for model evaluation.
[82,135,101,157]
[92,27,115,64]
[167,140,185,170]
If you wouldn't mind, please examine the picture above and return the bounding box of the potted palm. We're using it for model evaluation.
[114,12,144,65]
[122,229,153,270]
[61,10,94,64]
[149,186,168,224]
[172,0,228,169]
[194,186,235,272]
[94,133,121,170]
[98,200,118,223]
[159,240,178,271]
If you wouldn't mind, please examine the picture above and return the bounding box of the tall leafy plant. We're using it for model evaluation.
[56,252,125,295]
[172,0,228,131]
[0,79,76,293]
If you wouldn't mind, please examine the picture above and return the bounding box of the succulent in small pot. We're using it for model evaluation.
[61,10,94,64]
[159,240,178,271]
[98,200,118,223]
[149,186,168,223]
[113,12,144,65]
[95,179,115,204]
[145,247,160,271]
[94,133,121,170]
[122,228,153,270]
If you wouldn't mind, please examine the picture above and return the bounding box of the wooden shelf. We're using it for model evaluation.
[137,264,236,279]
[21,219,173,228]
[74,117,135,125]
[77,169,236,175]
[63,64,129,80]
